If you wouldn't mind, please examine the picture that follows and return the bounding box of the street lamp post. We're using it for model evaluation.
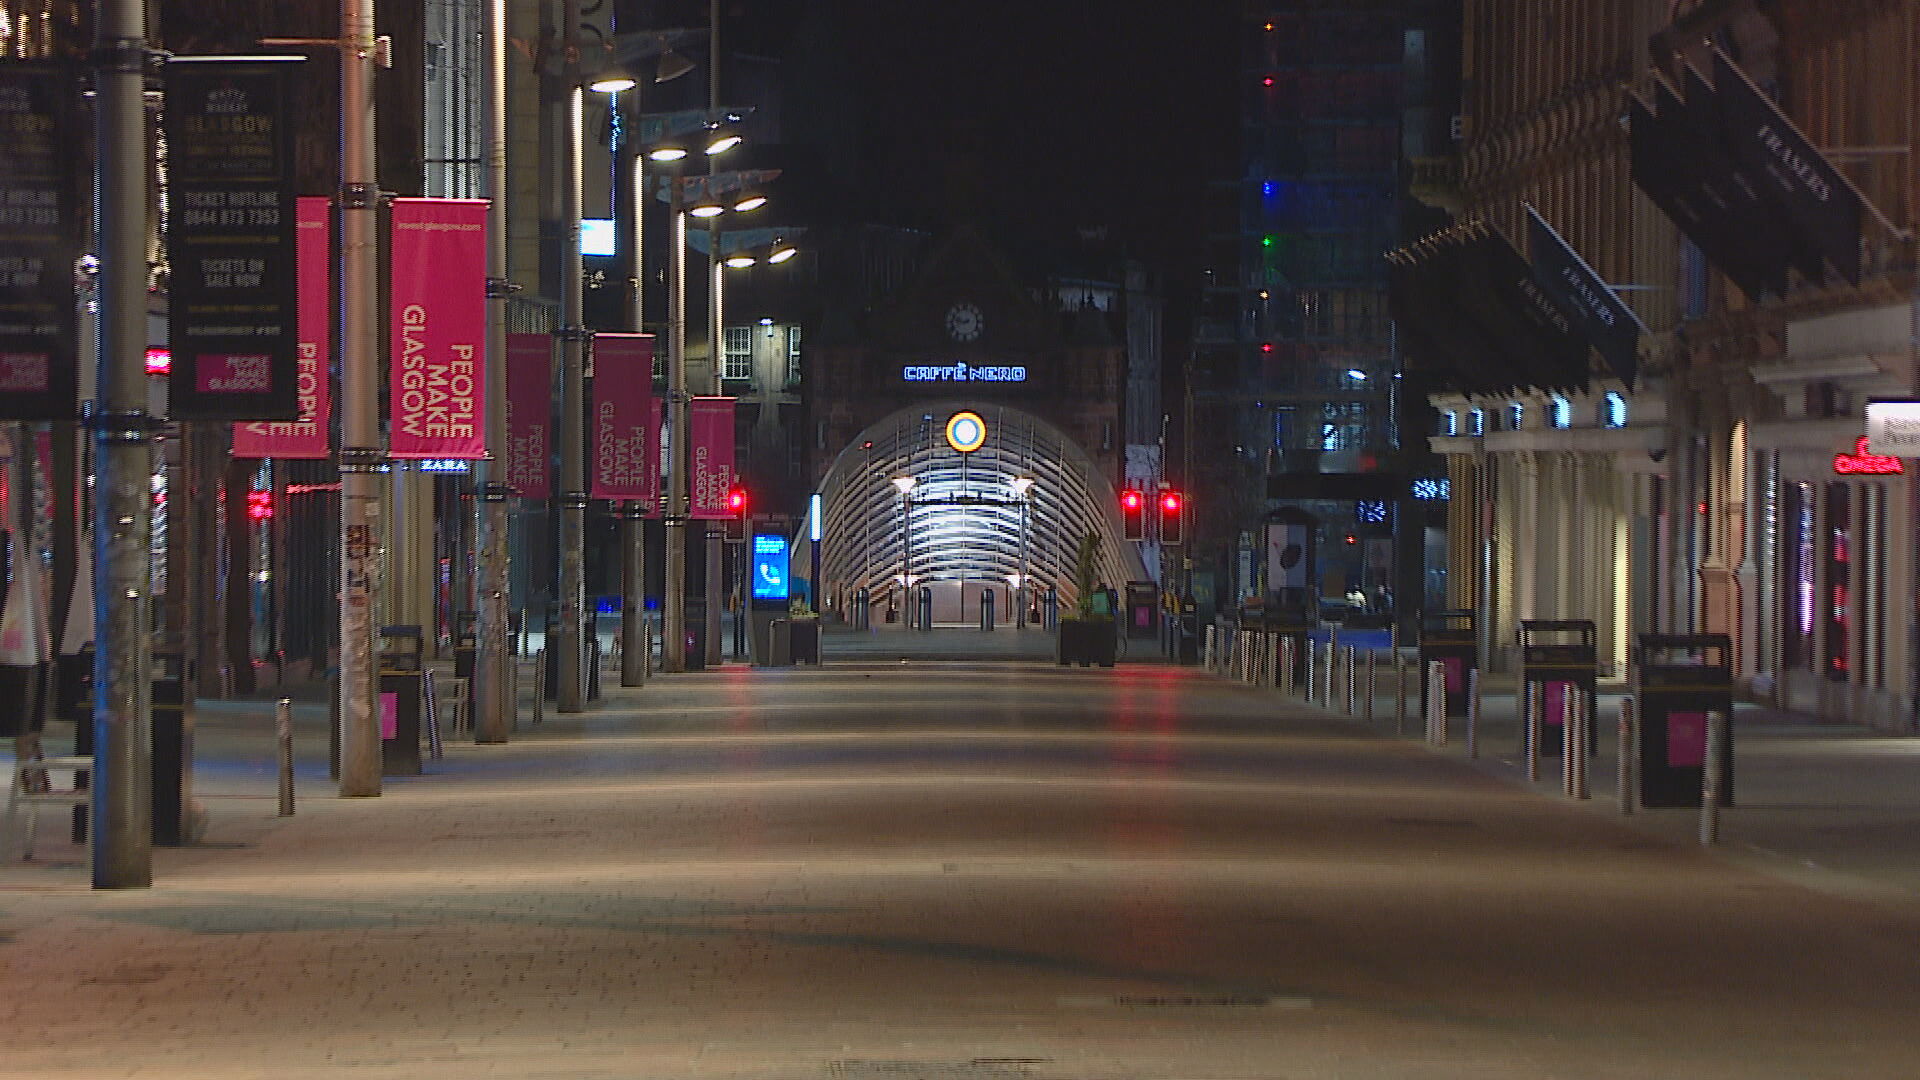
[554,40,590,713]
[1010,476,1034,629]
[891,476,916,627]
[659,165,779,671]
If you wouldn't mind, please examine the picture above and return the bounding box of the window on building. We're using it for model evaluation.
[1469,408,1485,436]
[1607,392,1629,428]
[1508,402,1524,431]
[785,325,802,385]
[1442,410,1458,436]
[1681,237,1709,321]
[1550,397,1571,429]
[723,326,753,382]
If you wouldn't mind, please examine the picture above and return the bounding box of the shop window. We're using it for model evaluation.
[1825,483,1850,681]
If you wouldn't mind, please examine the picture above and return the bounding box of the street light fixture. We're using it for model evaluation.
[891,476,917,628]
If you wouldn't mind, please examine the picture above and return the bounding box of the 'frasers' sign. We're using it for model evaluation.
[902,361,1026,383]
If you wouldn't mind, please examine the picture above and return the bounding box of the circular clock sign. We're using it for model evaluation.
[945,410,987,454]
[945,301,983,342]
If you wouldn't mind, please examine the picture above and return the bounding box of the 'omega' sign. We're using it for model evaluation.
[903,361,1026,383]
[1834,437,1903,476]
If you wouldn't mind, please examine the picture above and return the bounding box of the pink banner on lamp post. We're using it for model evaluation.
[504,333,552,500]
[589,334,659,505]
[688,396,736,519]
[389,197,488,460]
[233,196,332,459]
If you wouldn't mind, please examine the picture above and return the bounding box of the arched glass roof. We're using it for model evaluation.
[817,403,1143,610]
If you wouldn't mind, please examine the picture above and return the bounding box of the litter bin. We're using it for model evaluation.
[378,625,425,776]
[790,617,820,664]
[768,618,793,666]
[1634,634,1734,808]
[150,651,199,845]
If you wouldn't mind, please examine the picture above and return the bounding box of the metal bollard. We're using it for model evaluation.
[1304,642,1318,704]
[1278,636,1293,696]
[1618,696,1637,815]
[276,697,295,817]
[1343,645,1357,714]
[423,672,444,761]
[1265,633,1279,688]
[1363,650,1376,724]
[1701,710,1728,845]
[1570,690,1590,800]
[1561,688,1575,797]
[1523,682,1541,782]
[643,616,654,679]
[1202,625,1213,671]
[1324,642,1338,707]
[1424,660,1446,745]
[533,648,547,726]
[1394,654,1407,735]
[1465,667,1479,759]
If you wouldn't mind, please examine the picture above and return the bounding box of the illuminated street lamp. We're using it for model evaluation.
[891,476,917,627]
[1009,477,1035,628]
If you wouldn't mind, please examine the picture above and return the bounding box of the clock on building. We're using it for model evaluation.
[945,301,983,342]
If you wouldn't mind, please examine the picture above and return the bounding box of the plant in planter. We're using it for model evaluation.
[1057,532,1116,667]
[787,597,820,664]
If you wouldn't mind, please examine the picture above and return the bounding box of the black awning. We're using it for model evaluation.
[1452,225,1591,393]
[1710,49,1863,284]
[1525,207,1644,388]
[1389,241,1523,396]
[1629,53,1873,300]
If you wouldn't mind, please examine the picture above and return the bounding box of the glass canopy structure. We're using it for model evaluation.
[817,403,1143,618]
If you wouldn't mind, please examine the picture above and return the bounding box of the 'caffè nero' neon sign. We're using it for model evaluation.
[902,361,1027,383]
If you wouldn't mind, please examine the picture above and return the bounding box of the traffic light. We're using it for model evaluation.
[724,486,749,543]
[1120,488,1146,542]
[1158,490,1185,546]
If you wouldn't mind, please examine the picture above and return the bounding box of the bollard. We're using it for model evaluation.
[1304,642,1317,704]
[1561,687,1576,797]
[1574,684,1589,795]
[1524,682,1541,782]
[1280,636,1295,696]
[1321,641,1336,708]
[533,648,547,726]
[1618,696,1636,815]
[276,697,295,817]
[1701,710,1728,845]
[1394,653,1407,735]
[422,672,444,761]
[1265,633,1279,688]
[1363,650,1376,724]
[1202,626,1214,671]
[643,616,654,679]
[1343,645,1357,714]
[1465,667,1479,759]
[1424,660,1446,745]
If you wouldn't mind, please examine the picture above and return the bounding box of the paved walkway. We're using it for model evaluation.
[3,657,1920,1078]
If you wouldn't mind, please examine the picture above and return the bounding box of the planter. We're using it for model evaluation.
[1057,617,1116,667]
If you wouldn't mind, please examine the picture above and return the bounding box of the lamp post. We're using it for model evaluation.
[891,476,917,627]
[659,165,779,671]
[1009,476,1034,629]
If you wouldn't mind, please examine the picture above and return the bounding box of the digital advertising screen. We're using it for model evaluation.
[751,534,790,603]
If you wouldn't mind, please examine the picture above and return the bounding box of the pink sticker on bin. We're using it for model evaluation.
[380,692,398,740]
[1667,711,1706,767]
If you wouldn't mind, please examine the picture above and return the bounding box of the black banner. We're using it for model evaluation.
[0,62,82,421]
[1389,246,1514,395]
[1711,49,1862,284]
[1526,207,1642,388]
[1455,226,1590,392]
[164,60,300,420]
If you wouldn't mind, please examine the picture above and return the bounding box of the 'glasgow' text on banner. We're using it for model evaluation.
[389,197,488,460]
[504,333,551,499]
[0,62,81,421]
[164,60,302,420]
[589,333,659,506]
[688,396,736,519]
[233,196,331,458]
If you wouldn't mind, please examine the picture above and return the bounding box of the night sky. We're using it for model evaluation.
[730,1,1239,296]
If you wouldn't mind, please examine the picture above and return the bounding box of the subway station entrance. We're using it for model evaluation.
[814,403,1144,628]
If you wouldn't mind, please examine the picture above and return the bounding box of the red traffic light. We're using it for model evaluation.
[726,486,748,515]
[1120,488,1146,541]
[246,489,273,522]
[1158,489,1185,545]
[1160,492,1182,513]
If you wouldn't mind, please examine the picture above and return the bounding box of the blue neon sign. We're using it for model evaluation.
[751,534,790,602]
[902,362,1026,383]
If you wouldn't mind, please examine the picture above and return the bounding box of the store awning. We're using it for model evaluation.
[1525,207,1645,388]
[1629,49,1869,300]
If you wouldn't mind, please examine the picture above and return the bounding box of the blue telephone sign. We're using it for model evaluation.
[751,534,790,602]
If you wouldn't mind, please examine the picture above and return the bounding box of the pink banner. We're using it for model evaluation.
[589,334,658,504]
[688,396,736,519]
[504,333,551,500]
[235,197,331,459]
[389,197,488,460]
